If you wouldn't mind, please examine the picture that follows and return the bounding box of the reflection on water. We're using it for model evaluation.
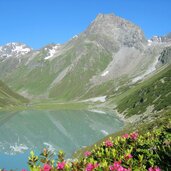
[0,110,123,169]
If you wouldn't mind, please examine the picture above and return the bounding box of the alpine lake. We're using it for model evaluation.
[0,108,124,169]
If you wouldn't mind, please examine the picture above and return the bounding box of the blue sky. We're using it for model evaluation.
[0,0,171,49]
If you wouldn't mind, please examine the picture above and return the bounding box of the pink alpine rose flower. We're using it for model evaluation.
[43,164,52,171]
[130,132,138,140]
[117,166,126,171]
[148,166,161,171]
[86,163,99,171]
[86,163,94,171]
[57,161,66,170]
[105,139,113,147]
[110,161,131,171]
[94,163,99,168]
[124,154,133,160]
[122,133,129,139]
[155,168,161,171]
[112,161,122,170]
[84,151,91,157]
[109,165,115,171]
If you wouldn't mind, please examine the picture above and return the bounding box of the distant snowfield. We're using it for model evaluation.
[9,43,31,55]
[13,45,31,55]
[82,96,106,103]
[0,43,31,59]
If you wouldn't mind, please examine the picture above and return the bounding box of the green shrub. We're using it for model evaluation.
[27,126,171,171]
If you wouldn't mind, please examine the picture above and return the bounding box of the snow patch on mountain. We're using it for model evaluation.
[7,43,31,53]
[148,40,152,46]
[44,48,56,60]
[13,45,31,55]
[151,36,162,43]
[101,70,109,77]
[0,42,32,59]
[73,35,78,39]
[44,45,61,60]
[89,109,106,114]
[82,96,106,103]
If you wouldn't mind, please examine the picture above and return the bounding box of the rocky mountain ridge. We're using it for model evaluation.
[0,42,32,60]
[0,14,170,100]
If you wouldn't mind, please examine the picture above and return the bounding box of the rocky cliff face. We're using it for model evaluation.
[84,14,147,50]
[158,46,171,65]
[150,33,171,43]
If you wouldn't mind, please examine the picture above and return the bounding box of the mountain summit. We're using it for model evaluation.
[84,13,146,50]
[0,42,32,61]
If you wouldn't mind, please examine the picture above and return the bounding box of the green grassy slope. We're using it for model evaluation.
[3,57,57,96]
[73,65,171,161]
[115,65,171,117]
[1,43,112,100]
[0,80,28,107]
[49,43,112,100]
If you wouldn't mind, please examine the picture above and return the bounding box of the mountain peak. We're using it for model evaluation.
[150,32,171,43]
[93,13,124,26]
[95,13,116,20]
[0,42,32,60]
[85,13,147,49]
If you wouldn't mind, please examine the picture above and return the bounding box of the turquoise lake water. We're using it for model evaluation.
[0,109,124,169]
